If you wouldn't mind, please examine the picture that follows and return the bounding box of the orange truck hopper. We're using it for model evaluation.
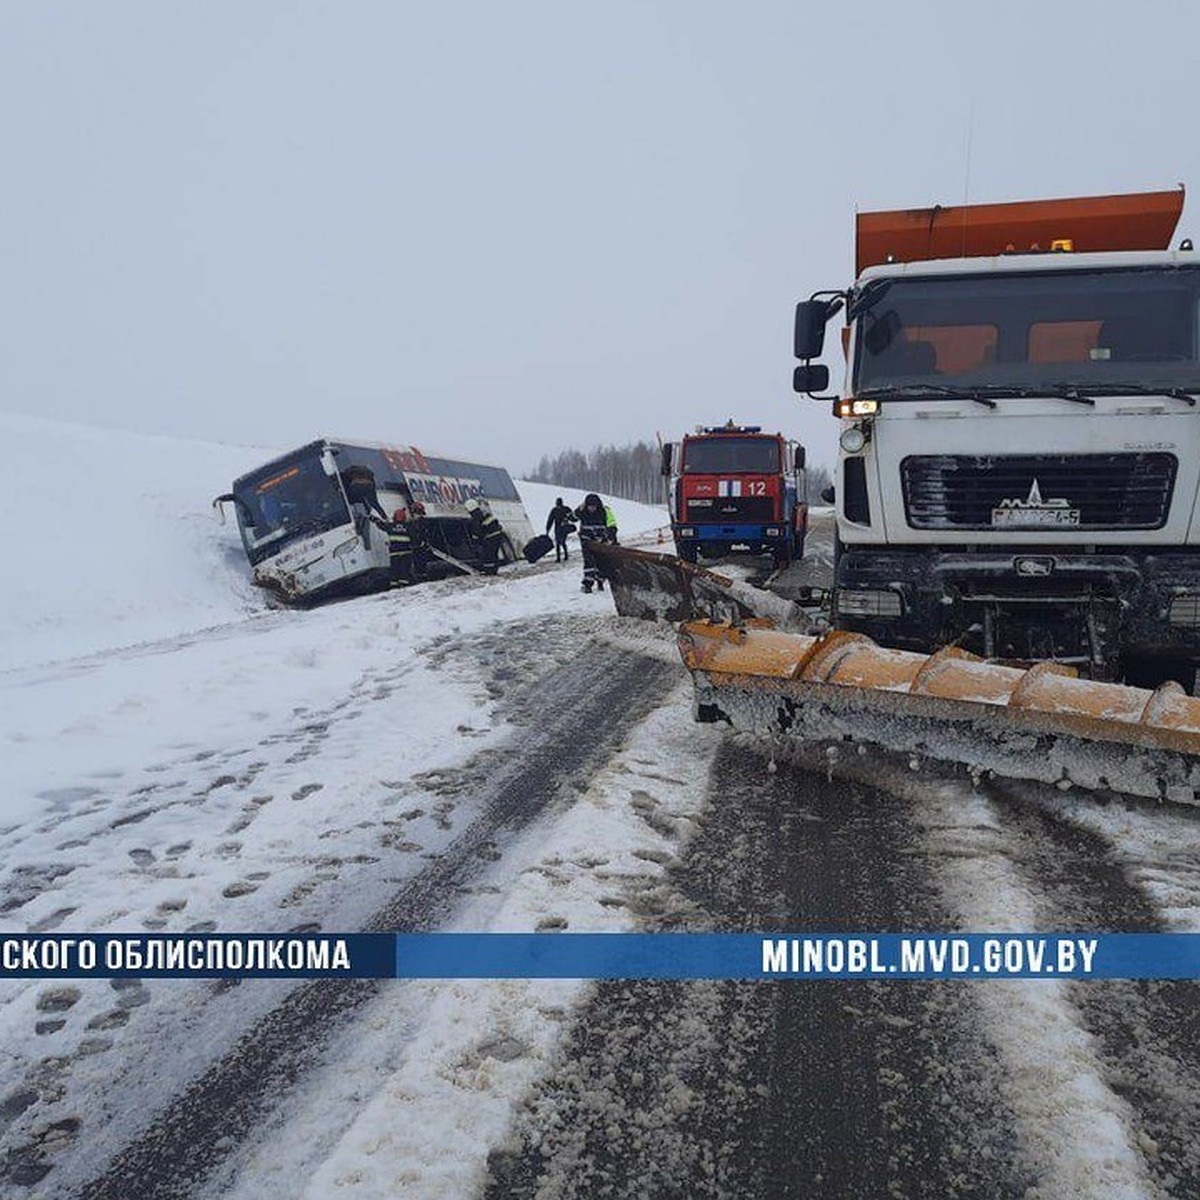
[856,187,1184,276]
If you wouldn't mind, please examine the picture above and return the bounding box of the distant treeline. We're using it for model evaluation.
[527,441,832,505]
[527,442,665,505]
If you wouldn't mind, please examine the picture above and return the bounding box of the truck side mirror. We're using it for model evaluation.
[793,445,806,471]
[794,300,830,360]
[793,364,830,394]
[660,443,674,477]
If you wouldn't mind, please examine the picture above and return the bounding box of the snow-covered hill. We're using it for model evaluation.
[0,412,666,671]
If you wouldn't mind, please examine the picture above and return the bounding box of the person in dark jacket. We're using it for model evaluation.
[574,493,610,593]
[341,465,389,548]
[465,498,507,572]
[386,507,418,584]
[545,497,575,562]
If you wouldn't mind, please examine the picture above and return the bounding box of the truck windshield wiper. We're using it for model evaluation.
[1036,383,1095,406]
[1082,382,1199,406]
[847,278,893,318]
[858,384,998,409]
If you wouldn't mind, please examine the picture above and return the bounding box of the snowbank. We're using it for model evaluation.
[0,411,269,670]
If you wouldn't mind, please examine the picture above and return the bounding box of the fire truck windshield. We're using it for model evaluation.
[855,266,1200,397]
[683,438,780,474]
[233,451,349,565]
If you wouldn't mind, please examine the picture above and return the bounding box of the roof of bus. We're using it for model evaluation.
[232,438,515,489]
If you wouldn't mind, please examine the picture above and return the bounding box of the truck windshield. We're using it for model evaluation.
[683,438,780,473]
[854,266,1200,396]
[233,451,349,565]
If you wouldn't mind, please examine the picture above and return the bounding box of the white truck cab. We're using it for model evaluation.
[795,189,1200,685]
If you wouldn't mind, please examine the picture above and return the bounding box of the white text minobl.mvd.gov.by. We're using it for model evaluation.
[761,936,1099,977]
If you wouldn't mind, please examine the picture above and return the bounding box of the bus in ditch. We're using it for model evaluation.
[214,438,536,603]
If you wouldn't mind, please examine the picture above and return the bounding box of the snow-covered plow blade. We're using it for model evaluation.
[592,543,805,630]
[679,621,1200,804]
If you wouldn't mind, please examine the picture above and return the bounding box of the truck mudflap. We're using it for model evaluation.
[677,620,1200,805]
[590,543,806,630]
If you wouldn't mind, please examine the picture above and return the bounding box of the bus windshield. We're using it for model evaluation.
[233,450,349,565]
[683,437,780,474]
[854,266,1200,396]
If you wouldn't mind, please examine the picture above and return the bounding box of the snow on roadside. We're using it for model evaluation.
[1029,793,1200,932]
[204,679,721,1200]
[0,409,269,671]
[911,777,1157,1200]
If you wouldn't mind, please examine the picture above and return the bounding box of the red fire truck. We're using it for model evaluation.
[660,422,808,568]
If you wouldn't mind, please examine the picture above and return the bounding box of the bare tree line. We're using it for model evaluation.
[527,441,666,504]
[526,441,832,505]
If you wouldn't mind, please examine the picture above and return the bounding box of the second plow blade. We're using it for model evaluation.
[678,620,1200,806]
[591,543,806,629]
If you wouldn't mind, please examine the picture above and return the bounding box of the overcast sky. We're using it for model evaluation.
[2,1,1198,474]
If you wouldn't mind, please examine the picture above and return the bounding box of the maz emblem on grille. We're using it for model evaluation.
[992,480,1080,528]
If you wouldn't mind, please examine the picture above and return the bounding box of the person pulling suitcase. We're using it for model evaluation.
[545,497,576,563]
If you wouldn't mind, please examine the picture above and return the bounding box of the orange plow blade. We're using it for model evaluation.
[679,621,1200,804]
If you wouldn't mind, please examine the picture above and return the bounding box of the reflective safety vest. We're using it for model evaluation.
[388,528,415,559]
[479,512,505,544]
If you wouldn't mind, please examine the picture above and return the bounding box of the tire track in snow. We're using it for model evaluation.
[65,642,677,1200]
[985,782,1200,1198]
[485,744,1029,1200]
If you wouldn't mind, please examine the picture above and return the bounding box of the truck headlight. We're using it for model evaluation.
[839,425,868,454]
[836,398,879,418]
[837,589,903,617]
[678,528,696,538]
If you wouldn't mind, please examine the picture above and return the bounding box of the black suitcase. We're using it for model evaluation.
[523,533,554,563]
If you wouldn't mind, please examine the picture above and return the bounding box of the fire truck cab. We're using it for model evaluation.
[661,422,808,568]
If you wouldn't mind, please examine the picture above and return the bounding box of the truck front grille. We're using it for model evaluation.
[684,497,775,523]
[901,453,1176,531]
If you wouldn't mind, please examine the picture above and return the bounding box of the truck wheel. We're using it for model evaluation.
[772,545,793,570]
[677,543,698,564]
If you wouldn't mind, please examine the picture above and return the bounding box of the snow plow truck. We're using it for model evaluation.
[795,186,1199,691]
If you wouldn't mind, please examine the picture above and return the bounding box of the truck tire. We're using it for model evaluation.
[677,543,698,564]
[772,544,793,570]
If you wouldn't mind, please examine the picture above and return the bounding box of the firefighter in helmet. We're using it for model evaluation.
[464,498,507,572]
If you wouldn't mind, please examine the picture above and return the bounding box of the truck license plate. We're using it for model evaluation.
[990,507,1081,527]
